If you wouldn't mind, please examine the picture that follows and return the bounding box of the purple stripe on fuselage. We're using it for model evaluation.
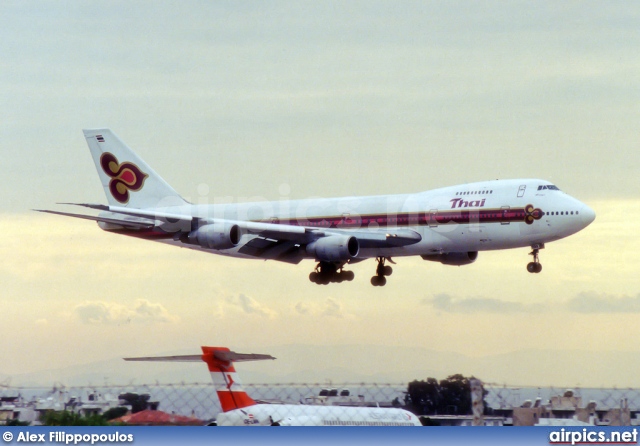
[257,207,541,229]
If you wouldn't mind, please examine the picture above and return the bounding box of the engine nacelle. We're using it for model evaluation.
[306,236,359,262]
[421,251,478,266]
[187,223,241,250]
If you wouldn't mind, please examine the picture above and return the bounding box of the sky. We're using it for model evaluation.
[1,1,639,388]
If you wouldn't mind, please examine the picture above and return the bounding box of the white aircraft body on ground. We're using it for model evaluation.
[39,129,595,286]
[124,346,423,426]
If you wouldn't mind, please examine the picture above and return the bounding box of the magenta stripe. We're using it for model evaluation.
[256,207,543,229]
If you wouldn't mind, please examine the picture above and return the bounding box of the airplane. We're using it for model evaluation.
[37,129,596,286]
[124,346,423,426]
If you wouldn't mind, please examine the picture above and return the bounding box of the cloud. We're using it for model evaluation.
[224,293,277,319]
[567,292,640,313]
[423,293,545,314]
[294,302,309,315]
[293,298,347,319]
[74,299,179,325]
[422,291,640,315]
[321,298,344,318]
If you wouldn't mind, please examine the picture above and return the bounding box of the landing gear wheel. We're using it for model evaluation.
[371,257,392,286]
[526,261,542,273]
[309,262,355,284]
[342,270,355,281]
[527,245,544,274]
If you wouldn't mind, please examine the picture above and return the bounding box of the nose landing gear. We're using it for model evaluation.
[371,257,393,286]
[526,244,544,273]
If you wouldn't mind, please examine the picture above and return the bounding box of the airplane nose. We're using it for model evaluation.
[580,204,596,227]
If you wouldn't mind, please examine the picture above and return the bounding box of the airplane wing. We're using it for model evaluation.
[38,203,422,262]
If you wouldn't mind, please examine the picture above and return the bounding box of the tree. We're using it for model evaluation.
[405,374,487,416]
[117,393,158,413]
[405,377,442,415]
[439,374,472,415]
[5,418,30,426]
[102,406,128,421]
[40,410,108,426]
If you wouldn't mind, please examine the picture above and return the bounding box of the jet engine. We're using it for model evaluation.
[421,251,478,266]
[306,236,359,262]
[186,222,241,250]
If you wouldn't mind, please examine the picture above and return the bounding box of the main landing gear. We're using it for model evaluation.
[308,257,395,286]
[371,257,393,287]
[526,244,544,274]
[309,262,355,285]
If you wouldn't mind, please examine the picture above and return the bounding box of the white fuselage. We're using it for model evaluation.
[146,178,595,260]
[216,403,422,426]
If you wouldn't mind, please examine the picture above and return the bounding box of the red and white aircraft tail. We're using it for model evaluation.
[125,346,422,426]
[124,346,275,412]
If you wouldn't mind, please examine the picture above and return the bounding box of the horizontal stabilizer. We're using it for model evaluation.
[35,209,154,230]
[75,205,193,224]
[58,202,109,211]
[124,349,276,363]
[215,351,276,363]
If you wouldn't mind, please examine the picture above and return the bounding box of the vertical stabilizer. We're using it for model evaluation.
[201,347,259,412]
[83,128,187,209]
[124,346,275,413]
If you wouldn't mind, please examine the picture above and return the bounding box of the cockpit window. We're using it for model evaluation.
[537,185,560,191]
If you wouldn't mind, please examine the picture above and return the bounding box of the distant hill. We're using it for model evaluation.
[2,345,639,388]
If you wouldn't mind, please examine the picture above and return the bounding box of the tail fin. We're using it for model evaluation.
[83,129,187,209]
[124,346,275,412]
[201,347,265,412]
